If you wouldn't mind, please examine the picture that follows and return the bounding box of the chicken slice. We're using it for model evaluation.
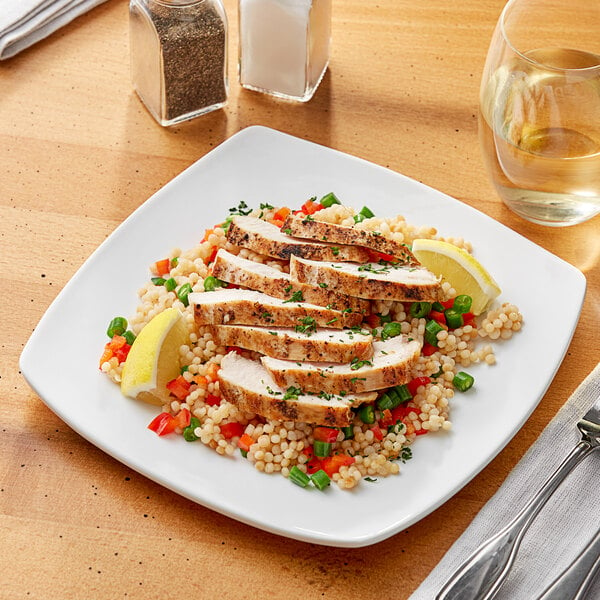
[227,216,371,263]
[290,255,442,302]
[212,249,369,315]
[218,352,377,427]
[207,324,373,362]
[261,336,421,394]
[189,288,363,329]
[281,213,418,264]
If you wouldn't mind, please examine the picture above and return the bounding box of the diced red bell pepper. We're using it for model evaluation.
[154,258,171,276]
[166,375,191,401]
[462,312,476,328]
[414,428,429,436]
[407,376,431,396]
[148,412,177,436]
[99,335,131,367]
[368,249,396,263]
[174,408,191,429]
[364,313,381,329]
[378,408,393,427]
[422,342,438,356]
[306,457,323,474]
[429,310,447,325]
[371,424,384,441]
[300,199,324,215]
[206,245,219,265]
[270,206,291,227]
[441,298,455,309]
[320,454,355,477]
[112,344,131,364]
[391,403,413,424]
[225,346,243,355]
[312,427,339,443]
[238,433,255,452]
[220,422,245,439]
[204,394,221,407]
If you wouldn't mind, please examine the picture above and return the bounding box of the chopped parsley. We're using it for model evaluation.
[350,358,373,371]
[283,290,305,303]
[364,477,378,483]
[295,316,317,335]
[325,317,338,326]
[318,282,328,288]
[228,200,252,216]
[331,246,340,256]
[260,311,274,322]
[266,386,281,396]
[283,386,303,401]
[260,202,274,210]
[350,377,367,384]
[302,215,315,222]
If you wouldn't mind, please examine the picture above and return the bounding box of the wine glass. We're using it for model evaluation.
[479,0,600,226]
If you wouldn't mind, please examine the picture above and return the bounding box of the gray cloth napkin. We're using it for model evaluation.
[410,362,600,600]
[0,0,107,59]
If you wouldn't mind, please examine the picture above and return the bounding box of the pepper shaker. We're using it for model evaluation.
[129,0,228,126]
[238,0,331,102]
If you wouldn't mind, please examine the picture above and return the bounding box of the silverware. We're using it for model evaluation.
[436,393,600,600]
[535,528,600,600]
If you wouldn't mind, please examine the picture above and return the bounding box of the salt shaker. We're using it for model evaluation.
[129,0,228,126]
[238,0,331,102]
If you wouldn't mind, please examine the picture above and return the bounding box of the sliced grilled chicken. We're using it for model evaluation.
[227,216,371,263]
[290,255,443,302]
[218,352,377,427]
[212,249,369,315]
[207,324,373,362]
[190,288,362,329]
[261,336,421,394]
[281,213,418,264]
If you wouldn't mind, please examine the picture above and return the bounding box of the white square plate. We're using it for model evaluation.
[20,126,586,547]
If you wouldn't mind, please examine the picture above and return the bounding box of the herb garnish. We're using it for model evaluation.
[295,316,317,335]
[350,358,373,371]
[283,290,304,303]
[228,200,252,216]
[266,386,281,396]
[283,386,303,401]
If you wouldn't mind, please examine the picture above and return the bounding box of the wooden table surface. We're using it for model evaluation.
[2,1,598,598]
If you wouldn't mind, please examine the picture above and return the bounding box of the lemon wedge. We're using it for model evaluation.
[121,308,189,405]
[412,239,501,315]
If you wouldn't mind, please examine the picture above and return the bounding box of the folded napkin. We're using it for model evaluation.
[0,0,107,60]
[410,362,600,600]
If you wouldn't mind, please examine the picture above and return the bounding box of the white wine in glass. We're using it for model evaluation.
[479,0,600,226]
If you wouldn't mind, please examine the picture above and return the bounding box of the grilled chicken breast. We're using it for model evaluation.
[207,324,373,362]
[190,288,363,329]
[281,213,418,264]
[290,255,443,302]
[218,352,377,427]
[211,249,369,315]
[261,336,421,394]
[227,216,372,263]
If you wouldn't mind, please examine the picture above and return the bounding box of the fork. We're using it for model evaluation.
[436,393,600,600]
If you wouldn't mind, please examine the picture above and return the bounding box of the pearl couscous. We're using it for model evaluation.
[100,199,523,490]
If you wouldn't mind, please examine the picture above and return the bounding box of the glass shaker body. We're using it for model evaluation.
[238,0,331,102]
[129,0,228,126]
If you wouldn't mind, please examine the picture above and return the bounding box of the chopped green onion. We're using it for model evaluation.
[453,371,475,392]
[170,257,179,267]
[177,283,193,307]
[358,404,376,424]
[180,365,189,374]
[183,417,201,442]
[107,317,128,338]
[289,465,311,488]
[381,321,402,340]
[431,301,445,312]
[313,440,332,458]
[311,469,331,491]
[445,309,464,329]
[453,295,473,314]
[151,277,166,286]
[203,275,225,292]
[409,302,432,319]
[164,277,177,292]
[359,206,375,218]
[240,449,248,458]
[342,426,354,439]
[319,192,341,208]
[394,384,412,403]
[377,384,411,410]
[123,330,136,345]
[424,319,445,346]
[378,313,392,324]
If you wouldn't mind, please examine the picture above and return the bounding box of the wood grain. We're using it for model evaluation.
[1,1,598,598]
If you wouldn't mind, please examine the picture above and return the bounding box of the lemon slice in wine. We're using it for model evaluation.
[121,308,189,405]
[412,239,501,315]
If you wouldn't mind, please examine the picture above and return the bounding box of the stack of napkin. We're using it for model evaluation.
[0,0,107,60]
[410,362,600,599]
